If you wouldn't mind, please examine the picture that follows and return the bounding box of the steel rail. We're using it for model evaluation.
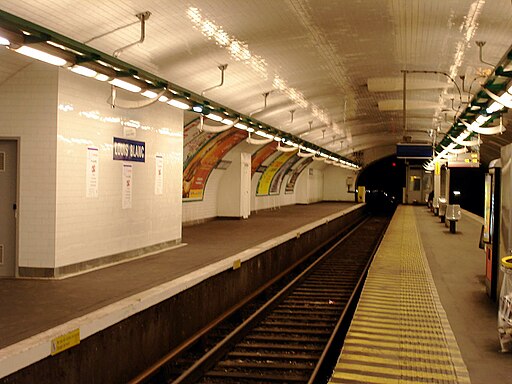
[128,215,368,384]
[170,217,372,384]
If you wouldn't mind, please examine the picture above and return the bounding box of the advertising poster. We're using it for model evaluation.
[285,157,313,194]
[257,151,296,196]
[269,154,301,194]
[155,155,163,195]
[183,118,217,168]
[122,163,133,209]
[183,126,247,201]
[86,147,99,198]
[251,142,277,175]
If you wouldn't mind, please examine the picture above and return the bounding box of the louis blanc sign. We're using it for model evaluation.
[113,137,145,162]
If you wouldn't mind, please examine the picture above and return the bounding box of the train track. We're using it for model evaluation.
[133,215,389,384]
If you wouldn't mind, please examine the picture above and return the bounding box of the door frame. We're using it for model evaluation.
[0,137,20,278]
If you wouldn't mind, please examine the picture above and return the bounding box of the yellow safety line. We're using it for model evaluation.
[336,361,458,381]
[328,206,470,384]
[350,319,446,332]
[349,325,457,341]
[344,337,461,353]
[340,353,459,371]
[341,345,466,365]
[332,371,438,384]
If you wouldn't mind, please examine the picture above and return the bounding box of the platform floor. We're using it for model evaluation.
[0,202,354,351]
[330,205,512,384]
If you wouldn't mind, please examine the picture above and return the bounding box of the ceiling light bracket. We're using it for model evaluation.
[249,91,271,116]
[201,64,228,96]
[113,11,151,58]
[475,41,495,68]
[289,109,296,124]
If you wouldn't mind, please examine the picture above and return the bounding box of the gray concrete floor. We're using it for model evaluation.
[0,202,354,349]
[414,206,512,384]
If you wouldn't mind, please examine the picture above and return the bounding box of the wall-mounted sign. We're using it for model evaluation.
[155,155,163,195]
[86,147,99,198]
[396,143,433,159]
[113,137,145,162]
[122,163,133,209]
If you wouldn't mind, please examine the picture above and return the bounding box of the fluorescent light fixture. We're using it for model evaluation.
[320,153,329,158]
[141,90,168,102]
[141,90,158,98]
[221,118,234,125]
[70,65,97,78]
[192,105,203,113]
[475,115,491,125]
[167,99,190,110]
[206,113,223,122]
[15,45,68,66]
[247,127,255,132]
[0,36,10,46]
[95,73,110,82]
[486,101,504,114]
[255,130,273,139]
[234,122,247,130]
[273,136,281,142]
[109,78,142,93]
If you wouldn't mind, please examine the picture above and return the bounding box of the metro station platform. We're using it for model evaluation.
[0,201,361,381]
[330,205,512,384]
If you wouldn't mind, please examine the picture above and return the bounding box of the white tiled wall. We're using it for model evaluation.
[323,166,357,201]
[0,61,183,270]
[55,69,183,267]
[0,62,59,268]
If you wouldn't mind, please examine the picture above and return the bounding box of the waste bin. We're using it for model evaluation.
[432,197,438,215]
[498,256,512,352]
[446,204,461,233]
[439,197,447,223]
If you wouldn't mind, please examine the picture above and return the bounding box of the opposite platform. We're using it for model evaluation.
[330,205,471,384]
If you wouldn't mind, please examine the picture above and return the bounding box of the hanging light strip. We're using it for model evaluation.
[0,10,359,169]
[426,42,512,168]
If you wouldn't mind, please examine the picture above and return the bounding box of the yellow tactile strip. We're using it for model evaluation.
[329,206,470,384]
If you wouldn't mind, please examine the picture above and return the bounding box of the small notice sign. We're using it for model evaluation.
[155,155,163,195]
[86,147,99,198]
[122,164,133,209]
[51,329,80,356]
[113,137,145,162]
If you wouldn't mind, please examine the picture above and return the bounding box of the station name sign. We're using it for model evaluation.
[113,137,145,162]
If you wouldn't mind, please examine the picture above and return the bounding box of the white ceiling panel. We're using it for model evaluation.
[1,0,512,165]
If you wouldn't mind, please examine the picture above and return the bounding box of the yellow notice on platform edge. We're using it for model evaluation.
[51,329,80,356]
[232,259,241,270]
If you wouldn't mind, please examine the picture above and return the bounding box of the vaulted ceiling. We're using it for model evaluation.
[1,0,512,166]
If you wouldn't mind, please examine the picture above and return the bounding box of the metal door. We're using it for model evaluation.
[0,140,17,277]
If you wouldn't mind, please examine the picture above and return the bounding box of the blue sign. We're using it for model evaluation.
[113,137,145,162]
